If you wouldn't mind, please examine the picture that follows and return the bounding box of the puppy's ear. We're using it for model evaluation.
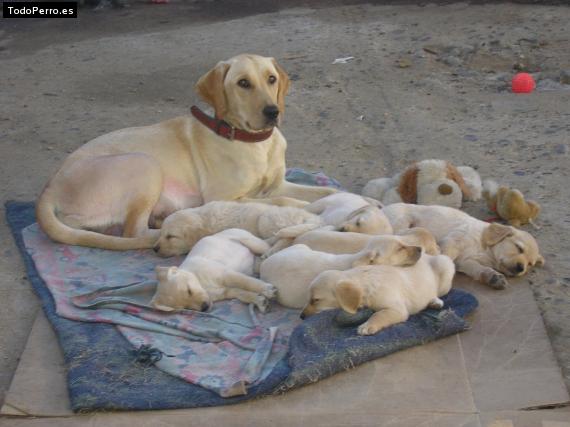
[271,58,290,117]
[482,223,514,248]
[335,281,362,314]
[195,61,231,118]
[536,254,545,267]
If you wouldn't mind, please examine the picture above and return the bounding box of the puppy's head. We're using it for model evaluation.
[482,223,544,277]
[153,211,204,257]
[301,271,363,318]
[398,227,440,255]
[195,54,290,132]
[351,238,422,268]
[338,206,394,235]
[151,266,211,312]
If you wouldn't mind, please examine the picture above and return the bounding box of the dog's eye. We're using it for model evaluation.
[187,288,192,296]
[237,79,251,89]
[516,244,524,254]
[268,75,277,85]
[166,234,174,240]
[310,298,320,304]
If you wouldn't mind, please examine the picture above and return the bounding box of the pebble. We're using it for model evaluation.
[553,144,568,155]
[464,134,478,142]
[514,170,526,176]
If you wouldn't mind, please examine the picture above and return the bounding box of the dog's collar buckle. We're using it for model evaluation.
[191,105,273,143]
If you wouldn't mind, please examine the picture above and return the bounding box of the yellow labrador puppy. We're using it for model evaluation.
[259,239,422,309]
[290,227,440,255]
[153,201,322,257]
[301,253,455,335]
[36,54,335,250]
[382,203,544,289]
[151,229,276,312]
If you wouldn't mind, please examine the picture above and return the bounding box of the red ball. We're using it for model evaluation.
[512,73,535,94]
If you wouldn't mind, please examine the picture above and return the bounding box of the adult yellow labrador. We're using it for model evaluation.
[36,54,336,250]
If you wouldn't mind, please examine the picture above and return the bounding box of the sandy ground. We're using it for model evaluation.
[0,0,568,410]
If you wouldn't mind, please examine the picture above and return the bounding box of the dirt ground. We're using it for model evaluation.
[0,0,569,411]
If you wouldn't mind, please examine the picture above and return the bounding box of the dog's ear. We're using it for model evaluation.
[195,61,231,118]
[482,223,514,248]
[271,58,290,117]
[335,281,362,314]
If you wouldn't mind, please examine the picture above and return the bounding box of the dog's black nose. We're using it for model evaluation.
[299,312,306,320]
[263,105,279,120]
[153,245,160,253]
[515,263,525,273]
[200,302,209,312]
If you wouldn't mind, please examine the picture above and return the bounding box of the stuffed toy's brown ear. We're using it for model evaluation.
[445,162,472,200]
[335,281,362,314]
[482,223,514,248]
[195,61,231,118]
[398,163,419,203]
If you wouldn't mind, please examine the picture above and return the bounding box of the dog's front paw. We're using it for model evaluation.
[489,273,508,290]
[254,295,269,313]
[262,284,277,299]
[357,321,379,336]
[428,297,444,310]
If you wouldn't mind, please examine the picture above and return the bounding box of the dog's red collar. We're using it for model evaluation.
[190,106,274,143]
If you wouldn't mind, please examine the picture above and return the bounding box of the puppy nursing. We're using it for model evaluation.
[260,237,422,309]
[301,253,455,335]
[151,229,276,312]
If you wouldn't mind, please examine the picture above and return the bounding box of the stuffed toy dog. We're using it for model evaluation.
[362,159,482,208]
[483,180,540,228]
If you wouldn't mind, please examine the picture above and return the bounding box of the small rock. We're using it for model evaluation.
[553,144,568,155]
[464,134,478,142]
[514,170,525,176]
[397,58,412,68]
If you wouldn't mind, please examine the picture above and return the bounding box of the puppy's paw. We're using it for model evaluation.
[254,295,269,313]
[428,297,444,310]
[357,321,379,336]
[262,284,277,299]
[489,273,508,290]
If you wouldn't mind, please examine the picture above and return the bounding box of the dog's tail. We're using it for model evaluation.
[36,187,158,251]
[274,222,322,239]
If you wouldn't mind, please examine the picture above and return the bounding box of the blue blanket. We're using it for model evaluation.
[6,196,478,412]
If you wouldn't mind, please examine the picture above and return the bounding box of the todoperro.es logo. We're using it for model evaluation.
[3,2,78,18]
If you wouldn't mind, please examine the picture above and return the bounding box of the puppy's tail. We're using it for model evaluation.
[36,187,158,251]
[274,222,322,239]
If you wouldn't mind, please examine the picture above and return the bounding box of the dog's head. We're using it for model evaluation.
[338,205,394,235]
[398,227,441,255]
[153,211,204,257]
[351,238,422,268]
[482,223,544,277]
[301,271,364,318]
[195,54,290,132]
[151,266,211,312]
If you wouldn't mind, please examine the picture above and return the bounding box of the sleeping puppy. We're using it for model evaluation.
[261,193,393,257]
[382,203,544,289]
[151,228,276,312]
[153,201,321,257]
[259,239,422,309]
[303,193,392,234]
[292,227,440,255]
[301,253,455,335]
